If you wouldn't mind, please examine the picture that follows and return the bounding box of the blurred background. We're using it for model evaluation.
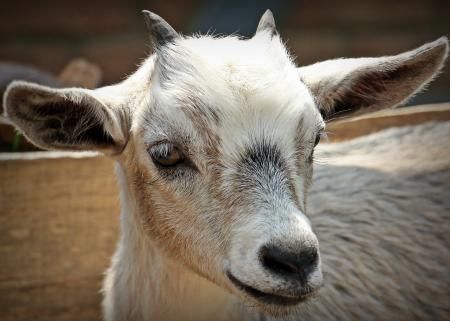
[1,0,449,103]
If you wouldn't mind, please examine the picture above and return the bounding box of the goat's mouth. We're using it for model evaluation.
[226,271,314,306]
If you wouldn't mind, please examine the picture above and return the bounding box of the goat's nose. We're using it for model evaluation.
[259,244,318,283]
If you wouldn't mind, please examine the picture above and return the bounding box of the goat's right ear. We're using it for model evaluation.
[3,81,129,155]
[298,37,449,120]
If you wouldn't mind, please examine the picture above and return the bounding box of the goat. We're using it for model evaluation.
[2,9,449,321]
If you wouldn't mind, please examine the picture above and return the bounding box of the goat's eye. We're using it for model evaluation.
[149,143,184,167]
[314,132,321,147]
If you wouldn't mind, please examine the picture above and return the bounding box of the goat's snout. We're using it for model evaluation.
[227,210,322,305]
[259,244,319,284]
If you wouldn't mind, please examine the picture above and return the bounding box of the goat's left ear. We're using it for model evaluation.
[3,81,129,155]
[298,37,449,120]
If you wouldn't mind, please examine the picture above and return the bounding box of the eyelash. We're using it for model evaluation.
[307,130,324,162]
[148,142,200,182]
[314,134,321,147]
[315,129,326,146]
[149,143,185,167]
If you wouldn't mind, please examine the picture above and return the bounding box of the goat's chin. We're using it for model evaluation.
[245,297,310,318]
[225,270,321,317]
[228,285,320,318]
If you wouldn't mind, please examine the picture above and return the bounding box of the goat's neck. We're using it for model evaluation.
[112,164,253,321]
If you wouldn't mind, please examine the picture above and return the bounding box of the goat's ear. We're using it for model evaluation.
[255,9,277,37]
[298,37,449,120]
[142,10,179,47]
[3,81,128,155]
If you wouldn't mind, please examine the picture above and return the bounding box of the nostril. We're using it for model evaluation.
[259,245,318,281]
[260,246,298,274]
[298,247,319,276]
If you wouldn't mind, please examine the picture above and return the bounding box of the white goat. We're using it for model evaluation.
[3,10,449,321]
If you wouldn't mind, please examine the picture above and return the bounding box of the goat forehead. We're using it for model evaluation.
[168,34,294,74]
[155,34,305,97]
[139,35,322,154]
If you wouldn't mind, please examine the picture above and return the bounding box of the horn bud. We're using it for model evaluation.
[256,9,277,36]
[142,10,179,47]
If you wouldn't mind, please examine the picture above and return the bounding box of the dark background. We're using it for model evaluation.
[0,0,449,105]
